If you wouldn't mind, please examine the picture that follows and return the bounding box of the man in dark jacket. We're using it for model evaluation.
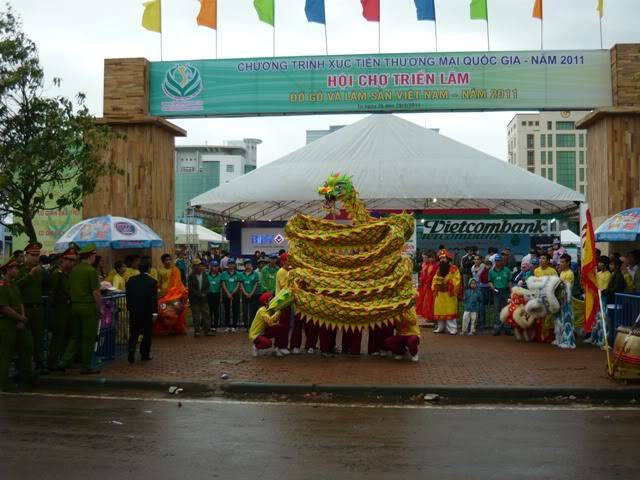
[188,259,210,337]
[125,259,158,363]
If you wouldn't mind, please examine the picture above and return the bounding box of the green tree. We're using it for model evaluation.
[0,5,119,243]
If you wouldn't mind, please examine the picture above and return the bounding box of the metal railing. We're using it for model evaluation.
[613,293,640,331]
[94,293,129,367]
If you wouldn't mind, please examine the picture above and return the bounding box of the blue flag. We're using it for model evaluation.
[415,0,436,21]
[305,0,326,24]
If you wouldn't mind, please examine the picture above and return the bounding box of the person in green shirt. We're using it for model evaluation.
[47,248,77,370]
[221,260,241,332]
[59,244,102,374]
[260,254,279,294]
[16,242,46,372]
[489,254,512,336]
[240,259,260,329]
[0,258,34,392]
[206,261,222,333]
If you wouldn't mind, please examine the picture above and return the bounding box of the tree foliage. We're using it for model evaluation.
[0,5,120,243]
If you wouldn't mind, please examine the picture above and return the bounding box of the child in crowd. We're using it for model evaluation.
[461,279,483,335]
[383,315,421,362]
[248,292,290,357]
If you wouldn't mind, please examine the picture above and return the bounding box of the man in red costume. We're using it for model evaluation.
[416,250,437,324]
[154,253,188,335]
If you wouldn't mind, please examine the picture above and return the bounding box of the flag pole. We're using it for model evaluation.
[273,7,276,57]
[378,18,381,54]
[598,289,613,376]
[540,18,543,50]
[599,16,603,49]
[215,0,219,59]
[324,2,328,55]
[434,20,438,52]
[485,4,490,51]
[160,33,163,61]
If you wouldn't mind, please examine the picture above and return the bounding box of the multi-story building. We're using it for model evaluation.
[306,125,346,144]
[175,138,261,221]
[507,111,588,194]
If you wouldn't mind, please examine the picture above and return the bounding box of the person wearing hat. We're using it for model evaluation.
[206,260,222,333]
[551,238,567,267]
[59,243,102,374]
[0,258,35,391]
[240,259,260,330]
[221,258,241,332]
[187,258,211,337]
[248,292,289,357]
[15,242,47,371]
[432,249,462,335]
[46,248,77,370]
[260,254,280,295]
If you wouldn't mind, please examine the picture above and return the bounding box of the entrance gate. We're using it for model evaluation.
[86,45,640,256]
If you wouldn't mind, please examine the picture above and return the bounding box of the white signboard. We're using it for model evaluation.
[241,227,289,255]
[422,218,550,239]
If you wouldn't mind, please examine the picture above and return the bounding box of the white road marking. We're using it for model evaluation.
[2,391,639,412]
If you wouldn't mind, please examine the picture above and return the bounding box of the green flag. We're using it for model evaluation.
[254,0,274,26]
[470,0,488,20]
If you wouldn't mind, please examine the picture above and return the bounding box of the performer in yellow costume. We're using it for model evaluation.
[432,250,461,335]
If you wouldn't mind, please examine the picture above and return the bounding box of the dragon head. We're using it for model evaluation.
[318,173,355,210]
[267,288,294,314]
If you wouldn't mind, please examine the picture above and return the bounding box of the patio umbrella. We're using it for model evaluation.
[595,208,640,242]
[54,215,164,251]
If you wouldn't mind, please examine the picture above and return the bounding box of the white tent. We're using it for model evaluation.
[174,222,226,246]
[561,229,581,245]
[190,114,584,220]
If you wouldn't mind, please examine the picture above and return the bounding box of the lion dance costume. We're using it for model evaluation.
[266,173,419,345]
[153,265,188,335]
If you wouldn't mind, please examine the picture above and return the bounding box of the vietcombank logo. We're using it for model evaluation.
[161,64,204,112]
[423,219,546,239]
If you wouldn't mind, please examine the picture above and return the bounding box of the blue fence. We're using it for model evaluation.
[94,293,129,367]
[613,293,640,330]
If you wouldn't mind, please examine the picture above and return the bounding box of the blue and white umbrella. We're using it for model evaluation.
[54,215,164,251]
[595,208,640,242]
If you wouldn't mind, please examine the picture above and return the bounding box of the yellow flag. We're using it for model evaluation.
[142,0,162,33]
[597,0,603,18]
[197,0,217,29]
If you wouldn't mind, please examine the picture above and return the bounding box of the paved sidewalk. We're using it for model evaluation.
[52,328,635,389]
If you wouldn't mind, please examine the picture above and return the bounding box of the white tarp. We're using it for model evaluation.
[174,222,226,244]
[561,229,581,245]
[190,114,584,220]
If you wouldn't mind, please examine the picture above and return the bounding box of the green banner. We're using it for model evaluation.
[149,50,612,117]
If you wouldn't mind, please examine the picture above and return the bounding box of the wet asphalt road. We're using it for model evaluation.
[0,393,639,480]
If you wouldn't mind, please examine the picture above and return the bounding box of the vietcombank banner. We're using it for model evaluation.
[149,50,612,117]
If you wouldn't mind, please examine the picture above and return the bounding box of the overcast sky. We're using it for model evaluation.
[13,0,639,166]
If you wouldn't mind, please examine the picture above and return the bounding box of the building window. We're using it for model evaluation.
[579,168,585,182]
[541,168,547,177]
[541,151,546,165]
[181,166,196,173]
[547,151,553,164]
[547,121,552,130]
[527,166,535,173]
[556,121,575,130]
[579,134,584,148]
[547,134,553,147]
[547,168,553,180]
[580,185,585,194]
[535,121,539,126]
[226,164,235,173]
[527,134,535,149]
[527,150,535,167]
[579,151,584,164]
[556,151,577,189]
[521,121,526,126]
[556,134,576,147]
[528,121,533,126]
[540,134,546,148]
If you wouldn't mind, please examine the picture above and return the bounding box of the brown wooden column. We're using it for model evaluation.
[84,58,186,265]
[577,44,640,231]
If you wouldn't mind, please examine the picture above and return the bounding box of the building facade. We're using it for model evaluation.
[306,125,346,144]
[175,138,261,221]
[507,111,588,194]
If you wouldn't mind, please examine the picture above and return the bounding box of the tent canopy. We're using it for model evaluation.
[560,229,581,245]
[190,114,584,220]
[174,222,226,244]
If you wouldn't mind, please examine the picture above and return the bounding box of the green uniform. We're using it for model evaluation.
[16,265,45,366]
[61,262,100,370]
[0,279,34,390]
[47,268,72,369]
[260,266,279,294]
[207,272,222,294]
[221,271,240,295]
[241,271,260,295]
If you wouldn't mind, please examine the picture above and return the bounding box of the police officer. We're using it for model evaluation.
[47,248,77,370]
[59,243,102,374]
[0,258,35,392]
[16,242,46,372]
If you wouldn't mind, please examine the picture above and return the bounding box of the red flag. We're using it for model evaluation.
[360,0,380,22]
[581,209,600,333]
[532,0,543,19]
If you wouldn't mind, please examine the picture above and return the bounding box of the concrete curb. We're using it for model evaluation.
[34,376,640,402]
[220,382,640,401]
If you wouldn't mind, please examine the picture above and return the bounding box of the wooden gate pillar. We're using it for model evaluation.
[83,58,186,264]
[577,45,640,232]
